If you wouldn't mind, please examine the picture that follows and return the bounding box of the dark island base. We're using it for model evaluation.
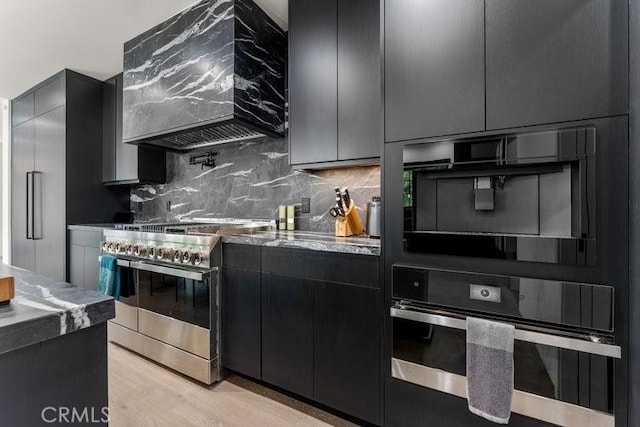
[0,323,108,426]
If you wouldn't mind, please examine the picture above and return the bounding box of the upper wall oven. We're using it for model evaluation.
[402,127,596,265]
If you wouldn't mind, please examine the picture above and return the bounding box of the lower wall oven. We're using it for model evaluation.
[391,265,620,427]
[108,259,221,385]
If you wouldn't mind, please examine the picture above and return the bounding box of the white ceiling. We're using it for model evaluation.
[0,0,288,100]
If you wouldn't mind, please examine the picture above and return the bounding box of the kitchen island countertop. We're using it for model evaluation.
[222,230,381,256]
[0,263,114,356]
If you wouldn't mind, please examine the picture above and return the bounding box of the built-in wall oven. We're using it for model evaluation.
[391,266,620,427]
[402,127,596,265]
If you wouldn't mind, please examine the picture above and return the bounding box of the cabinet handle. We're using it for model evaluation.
[32,171,43,240]
[26,172,32,240]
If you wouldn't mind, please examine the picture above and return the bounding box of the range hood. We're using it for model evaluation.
[122,0,286,151]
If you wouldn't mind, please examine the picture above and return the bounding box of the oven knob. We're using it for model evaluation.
[133,245,148,257]
[148,246,157,258]
[125,244,134,255]
[192,252,207,266]
[114,242,124,253]
[106,241,115,253]
[155,247,165,260]
[101,241,109,252]
[173,250,184,263]
[181,251,192,264]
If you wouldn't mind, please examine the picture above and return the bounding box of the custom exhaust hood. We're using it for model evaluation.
[122,0,286,151]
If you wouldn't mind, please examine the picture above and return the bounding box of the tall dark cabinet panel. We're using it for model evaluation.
[384,0,485,142]
[289,0,338,165]
[261,272,314,399]
[11,70,129,281]
[11,120,35,272]
[337,0,381,161]
[314,281,380,424]
[221,244,262,379]
[102,73,166,185]
[289,0,381,167]
[486,0,628,129]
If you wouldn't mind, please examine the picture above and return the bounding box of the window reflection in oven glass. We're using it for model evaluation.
[138,271,210,329]
[392,318,613,414]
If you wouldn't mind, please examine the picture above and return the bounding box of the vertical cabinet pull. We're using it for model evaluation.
[26,171,33,240]
[32,171,43,240]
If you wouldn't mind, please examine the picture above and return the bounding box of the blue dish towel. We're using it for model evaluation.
[98,255,121,300]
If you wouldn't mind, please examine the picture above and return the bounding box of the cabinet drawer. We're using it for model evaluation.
[69,229,103,248]
[262,247,379,288]
[35,76,65,116]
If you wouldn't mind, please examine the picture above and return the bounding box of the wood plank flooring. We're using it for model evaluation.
[108,343,357,427]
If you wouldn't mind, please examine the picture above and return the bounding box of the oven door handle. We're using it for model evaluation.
[390,306,621,359]
[128,261,210,281]
[98,256,131,269]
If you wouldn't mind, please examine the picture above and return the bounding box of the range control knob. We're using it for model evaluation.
[155,247,166,260]
[125,244,134,255]
[181,251,192,264]
[192,252,206,266]
[173,250,184,263]
[114,242,123,253]
[133,245,148,257]
[101,241,109,252]
[148,246,157,258]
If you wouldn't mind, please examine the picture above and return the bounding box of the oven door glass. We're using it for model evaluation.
[391,312,616,418]
[138,270,211,329]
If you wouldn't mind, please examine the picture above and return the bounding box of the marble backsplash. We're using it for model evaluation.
[130,137,380,233]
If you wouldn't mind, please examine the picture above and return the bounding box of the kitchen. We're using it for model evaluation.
[0,0,637,426]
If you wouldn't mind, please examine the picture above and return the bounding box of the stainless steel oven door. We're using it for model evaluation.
[109,259,139,331]
[390,304,620,427]
[133,261,217,359]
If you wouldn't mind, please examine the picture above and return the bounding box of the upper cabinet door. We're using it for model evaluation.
[11,93,34,127]
[486,0,628,130]
[337,0,381,160]
[289,0,338,165]
[385,0,485,142]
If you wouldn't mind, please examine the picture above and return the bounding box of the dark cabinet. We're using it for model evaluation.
[222,267,261,378]
[69,229,102,291]
[385,378,553,427]
[102,73,166,185]
[261,272,314,399]
[485,0,628,129]
[314,281,380,424]
[11,70,128,281]
[289,0,381,167]
[337,0,381,161]
[288,0,338,165]
[11,93,34,127]
[384,0,485,142]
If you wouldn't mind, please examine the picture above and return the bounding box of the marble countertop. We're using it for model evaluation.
[0,264,114,356]
[222,230,381,256]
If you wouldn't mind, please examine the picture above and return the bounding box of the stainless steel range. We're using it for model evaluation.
[102,218,273,384]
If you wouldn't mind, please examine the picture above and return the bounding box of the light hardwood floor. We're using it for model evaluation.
[108,343,357,427]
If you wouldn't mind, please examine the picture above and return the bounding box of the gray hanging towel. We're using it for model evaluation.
[466,317,515,424]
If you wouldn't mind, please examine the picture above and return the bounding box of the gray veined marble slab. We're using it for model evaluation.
[222,230,381,256]
[0,264,114,356]
[122,0,286,148]
[131,137,381,234]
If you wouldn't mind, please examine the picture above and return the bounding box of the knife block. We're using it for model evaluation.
[0,275,15,306]
[335,201,365,237]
